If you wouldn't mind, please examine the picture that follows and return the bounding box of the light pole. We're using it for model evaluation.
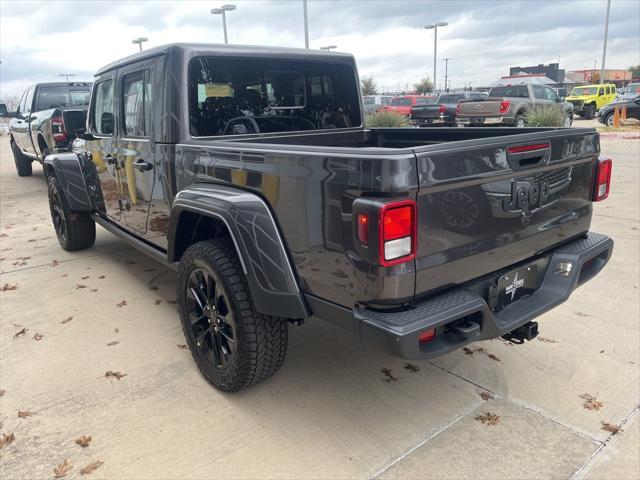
[303,0,309,48]
[211,4,236,44]
[443,58,451,92]
[320,45,337,51]
[599,0,611,84]
[132,37,148,52]
[59,73,75,82]
[424,22,448,91]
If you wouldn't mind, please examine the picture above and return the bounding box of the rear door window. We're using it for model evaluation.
[122,70,152,137]
[489,85,529,98]
[91,79,115,136]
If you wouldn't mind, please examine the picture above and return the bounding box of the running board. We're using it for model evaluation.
[91,214,178,271]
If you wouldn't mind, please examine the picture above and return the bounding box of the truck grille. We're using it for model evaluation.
[567,99,584,108]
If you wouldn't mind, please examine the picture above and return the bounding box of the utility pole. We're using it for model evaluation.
[211,5,236,44]
[443,58,451,92]
[59,73,75,82]
[600,0,611,84]
[132,37,148,51]
[303,0,309,48]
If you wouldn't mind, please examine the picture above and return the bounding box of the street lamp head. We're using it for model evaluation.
[424,24,435,29]
[132,37,148,44]
[221,4,236,11]
[320,45,337,51]
[435,22,448,27]
[211,8,222,14]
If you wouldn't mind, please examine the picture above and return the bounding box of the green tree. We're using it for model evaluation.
[628,65,640,79]
[361,76,377,96]
[414,77,434,94]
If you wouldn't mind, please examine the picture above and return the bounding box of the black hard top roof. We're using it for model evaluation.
[96,42,355,76]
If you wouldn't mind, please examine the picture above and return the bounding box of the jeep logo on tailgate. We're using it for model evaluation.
[503,181,550,215]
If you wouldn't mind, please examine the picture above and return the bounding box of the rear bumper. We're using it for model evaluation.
[353,232,613,359]
[457,116,511,126]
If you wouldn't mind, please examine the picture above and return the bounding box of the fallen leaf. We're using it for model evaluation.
[0,389,5,396]
[106,341,119,347]
[479,391,494,401]
[601,422,623,434]
[538,336,559,343]
[475,412,501,425]
[51,260,59,267]
[76,284,87,289]
[463,347,475,355]
[0,432,15,448]
[61,273,68,277]
[61,316,73,324]
[81,276,90,280]
[1,283,18,292]
[488,353,501,362]
[18,410,36,418]
[98,275,105,279]
[149,286,159,291]
[33,332,44,341]
[105,371,127,380]
[75,435,92,447]
[116,300,127,308]
[403,363,420,372]
[90,289,98,292]
[177,344,188,350]
[380,368,398,383]
[113,328,119,334]
[154,299,162,305]
[80,460,103,475]
[580,393,605,411]
[575,312,591,318]
[53,459,73,478]
[13,327,28,338]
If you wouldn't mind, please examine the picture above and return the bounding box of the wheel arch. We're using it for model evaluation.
[169,184,310,320]
[43,153,104,212]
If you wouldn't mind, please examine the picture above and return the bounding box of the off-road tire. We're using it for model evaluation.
[11,138,33,177]
[177,239,288,392]
[47,176,96,251]
[604,112,614,127]
[514,115,526,128]
[583,104,596,120]
[564,114,573,128]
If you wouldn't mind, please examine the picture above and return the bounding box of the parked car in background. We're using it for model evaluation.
[1,82,92,176]
[457,83,573,127]
[598,95,640,126]
[363,95,394,114]
[44,43,612,392]
[383,95,435,116]
[565,84,617,119]
[617,83,640,102]
[410,91,486,126]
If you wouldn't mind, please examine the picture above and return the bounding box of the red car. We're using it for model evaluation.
[383,95,436,115]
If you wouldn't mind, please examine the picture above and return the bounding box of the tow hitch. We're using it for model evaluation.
[501,321,539,345]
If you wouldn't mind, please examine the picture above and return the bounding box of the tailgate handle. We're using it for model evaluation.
[506,142,550,170]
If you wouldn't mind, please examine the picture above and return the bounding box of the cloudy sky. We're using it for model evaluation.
[1,0,639,99]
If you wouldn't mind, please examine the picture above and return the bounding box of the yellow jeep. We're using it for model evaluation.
[566,84,617,119]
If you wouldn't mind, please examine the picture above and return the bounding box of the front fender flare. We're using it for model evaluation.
[168,183,310,320]
[44,153,104,212]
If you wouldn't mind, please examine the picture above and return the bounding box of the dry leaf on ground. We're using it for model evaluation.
[580,393,605,411]
[487,353,501,362]
[463,347,474,355]
[98,275,105,279]
[53,459,73,478]
[75,284,87,289]
[380,368,398,383]
[167,300,177,304]
[177,344,188,350]
[116,300,127,308]
[13,327,28,338]
[81,276,90,280]
[106,341,119,347]
[479,391,494,401]
[51,260,59,267]
[80,460,103,475]
[75,435,92,447]
[61,316,73,324]
[475,412,501,425]
[601,422,623,434]
[105,371,127,380]
[538,336,559,343]
[1,283,18,292]
[403,363,420,372]
[18,410,36,418]
[33,332,44,341]
[149,286,159,291]
[0,389,5,396]
[154,299,162,305]
[0,432,15,448]
[113,328,119,334]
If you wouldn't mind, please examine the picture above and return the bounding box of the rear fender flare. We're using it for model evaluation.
[168,183,310,320]
[43,153,104,212]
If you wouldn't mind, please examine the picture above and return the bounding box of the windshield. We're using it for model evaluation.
[571,87,598,96]
[624,84,640,94]
[489,85,529,98]
[35,85,91,110]
[363,97,375,105]
[438,94,464,103]
[189,57,360,136]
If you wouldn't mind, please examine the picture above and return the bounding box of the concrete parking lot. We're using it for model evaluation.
[0,132,638,480]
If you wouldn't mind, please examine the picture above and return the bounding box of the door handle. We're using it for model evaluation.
[105,155,118,165]
[132,159,153,172]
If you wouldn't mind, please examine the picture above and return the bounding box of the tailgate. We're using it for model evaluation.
[412,130,599,298]
[411,106,441,119]
[458,98,503,116]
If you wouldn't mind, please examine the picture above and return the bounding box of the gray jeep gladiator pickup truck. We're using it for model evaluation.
[457,83,573,128]
[2,82,92,176]
[44,43,613,392]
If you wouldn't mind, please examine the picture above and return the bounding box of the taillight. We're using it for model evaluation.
[419,328,436,344]
[593,158,612,201]
[356,214,369,245]
[439,104,446,114]
[499,101,511,114]
[456,103,460,115]
[379,200,416,266]
[51,115,66,143]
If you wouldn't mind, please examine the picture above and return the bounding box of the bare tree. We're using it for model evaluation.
[414,77,434,94]
[4,95,20,111]
[361,76,378,96]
